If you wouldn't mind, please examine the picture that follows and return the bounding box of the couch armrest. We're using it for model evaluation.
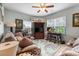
[60,50,79,56]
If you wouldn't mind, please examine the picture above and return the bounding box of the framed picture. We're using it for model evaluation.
[73,13,79,27]
[15,19,23,29]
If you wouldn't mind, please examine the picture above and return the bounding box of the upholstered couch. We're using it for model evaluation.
[59,37,79,56]
[0,32,41,56]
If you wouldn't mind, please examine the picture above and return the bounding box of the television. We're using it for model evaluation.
[35,27,40,32]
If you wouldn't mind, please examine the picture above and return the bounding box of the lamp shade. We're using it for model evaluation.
[6,22,16,27]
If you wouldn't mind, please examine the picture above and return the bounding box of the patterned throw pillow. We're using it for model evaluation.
[4,36,15,42]
[2,32,17,42]
[19,37,33,48]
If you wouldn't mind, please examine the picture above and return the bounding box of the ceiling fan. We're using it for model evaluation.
[32,3,54,13]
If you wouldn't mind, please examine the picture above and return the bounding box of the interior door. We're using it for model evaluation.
[34,22,44,39]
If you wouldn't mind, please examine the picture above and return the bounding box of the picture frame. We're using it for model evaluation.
[73,13,79,27]
[15,19,23,29]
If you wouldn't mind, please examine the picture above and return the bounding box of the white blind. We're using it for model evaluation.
[47,16,66,27]
[47,16,66,34]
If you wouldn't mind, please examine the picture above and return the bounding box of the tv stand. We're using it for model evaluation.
[33,22,45,39]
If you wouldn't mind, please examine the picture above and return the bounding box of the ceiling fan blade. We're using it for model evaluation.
[45,9,48,13]
[32,6,40,8]
[37,10,40,13]
[46,5,54,8]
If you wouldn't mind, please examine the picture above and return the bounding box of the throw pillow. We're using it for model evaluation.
[19,37,33,48]
[73,38,79,47]
[4,36,15,42]
[15,32,23,38]
[2,32,17,42]
[66,39,75,47]
[16,36,23,41]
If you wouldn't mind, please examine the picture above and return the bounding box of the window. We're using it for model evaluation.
[47,16,66,34]
[23,21,32,34]
[23,21,32,28]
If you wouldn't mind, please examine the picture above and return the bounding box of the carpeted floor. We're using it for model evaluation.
[33,39,62,56]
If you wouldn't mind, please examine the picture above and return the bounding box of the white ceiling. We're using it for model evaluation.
[3,3,78,16]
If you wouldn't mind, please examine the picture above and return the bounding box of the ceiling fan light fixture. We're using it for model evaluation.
[40,8,45,11]
[32,3,54,13]
[40,3,46,8]
[45,9,48,13]
[37,10,40,13]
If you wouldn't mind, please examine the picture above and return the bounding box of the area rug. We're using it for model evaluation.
[33,40,61,56]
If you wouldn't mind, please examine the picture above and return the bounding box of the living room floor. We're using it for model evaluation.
[32,39,70,56]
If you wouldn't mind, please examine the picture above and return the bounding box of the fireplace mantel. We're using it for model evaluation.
[31,18,47,22]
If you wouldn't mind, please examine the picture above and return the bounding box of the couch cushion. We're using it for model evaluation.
[19,37,33,48]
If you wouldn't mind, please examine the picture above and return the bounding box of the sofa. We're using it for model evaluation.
[0,32,41,56]
[59,37,79,56]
